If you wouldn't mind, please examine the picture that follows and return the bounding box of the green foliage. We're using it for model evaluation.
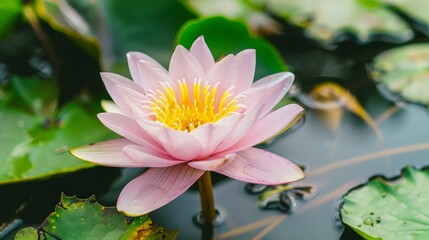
[384,0,429,35]
[341,166,429,239]
[181,0,280,34]
[252,0,410,44]
[14,194,178,240]
[176,16,287,80]
[36,0,195,74]
[371,43,429,105]
[0,75,116,184]
[0,0,22,36]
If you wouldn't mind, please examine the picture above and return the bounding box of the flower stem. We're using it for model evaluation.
[197,171,216,226]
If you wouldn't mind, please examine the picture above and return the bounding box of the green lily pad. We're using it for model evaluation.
[36,0,194,72]
[371,43,429,105]
[0,0,22,36]
[181,0,280,34]
[384,0,429,34]
[176,16,287,80]
[0,75,116,184]
[14,194,178,240]
[253,0,412,44]
[341,166,429,240]
[35,0,100,59]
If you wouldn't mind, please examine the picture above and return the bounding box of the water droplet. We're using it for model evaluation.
[376,216,381,223]
[363,217,373,226]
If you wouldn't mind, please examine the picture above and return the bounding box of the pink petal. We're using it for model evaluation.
[123,145,184,167]
[190,36,215,73]
[226,104,304,152]
[114,85,153,119]
[100,72,144,117]
[205,54,235,94]
[156,127,204,160]
[101,100,122,114]
[228,104,304,153]
[127,51,167,86]
[191,113,243,158]
[117,164,204,216]
[234,49,255,93]
[188,153,236,171]
[97,113,163,152]
[215,148,304,185]
[215,104,264,153]
[251,72,294,117]
[137,60,171,92]
[169,45,204,84]
[128,110,204,161]
[70,139,140,167]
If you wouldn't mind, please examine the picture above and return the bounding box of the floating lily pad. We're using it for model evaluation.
[0,0,22,36]
[36,0,194,71]
[0,75,116,184]
[35,0,100,59]
[384,0,429,35]
[181,0,280,34]
[176,16,287,80]
[14,194,178,240]
[341,166,429,239]
[253,0,411,45]
[371,43,429,105]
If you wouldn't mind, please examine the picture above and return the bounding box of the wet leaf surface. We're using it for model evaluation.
[14,194,178,240]
[341,166,429,240]
[371,43,429,105]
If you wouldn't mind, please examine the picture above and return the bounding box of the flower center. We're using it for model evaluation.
[146,79,244,132]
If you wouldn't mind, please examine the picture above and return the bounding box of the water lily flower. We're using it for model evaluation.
[71,36,304,216]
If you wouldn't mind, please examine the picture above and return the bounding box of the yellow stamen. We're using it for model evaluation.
[148,79,244,131]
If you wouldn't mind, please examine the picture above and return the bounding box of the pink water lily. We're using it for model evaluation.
[71,36,304,216]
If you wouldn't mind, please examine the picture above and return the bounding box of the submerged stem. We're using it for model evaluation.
[197,171,216,236]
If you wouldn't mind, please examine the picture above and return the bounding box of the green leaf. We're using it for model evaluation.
[0,75,116,185]
[251,0,411,44]
[176,16,287,80]
[9,75,58,116]
[0,0,22,36]
[181,0,280,34]
[341,166,429,240]
[14,194,178,240]
[384,0,429,35]
[36,0,195,73]
[35,0,100,59]
[371,43,429,105]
